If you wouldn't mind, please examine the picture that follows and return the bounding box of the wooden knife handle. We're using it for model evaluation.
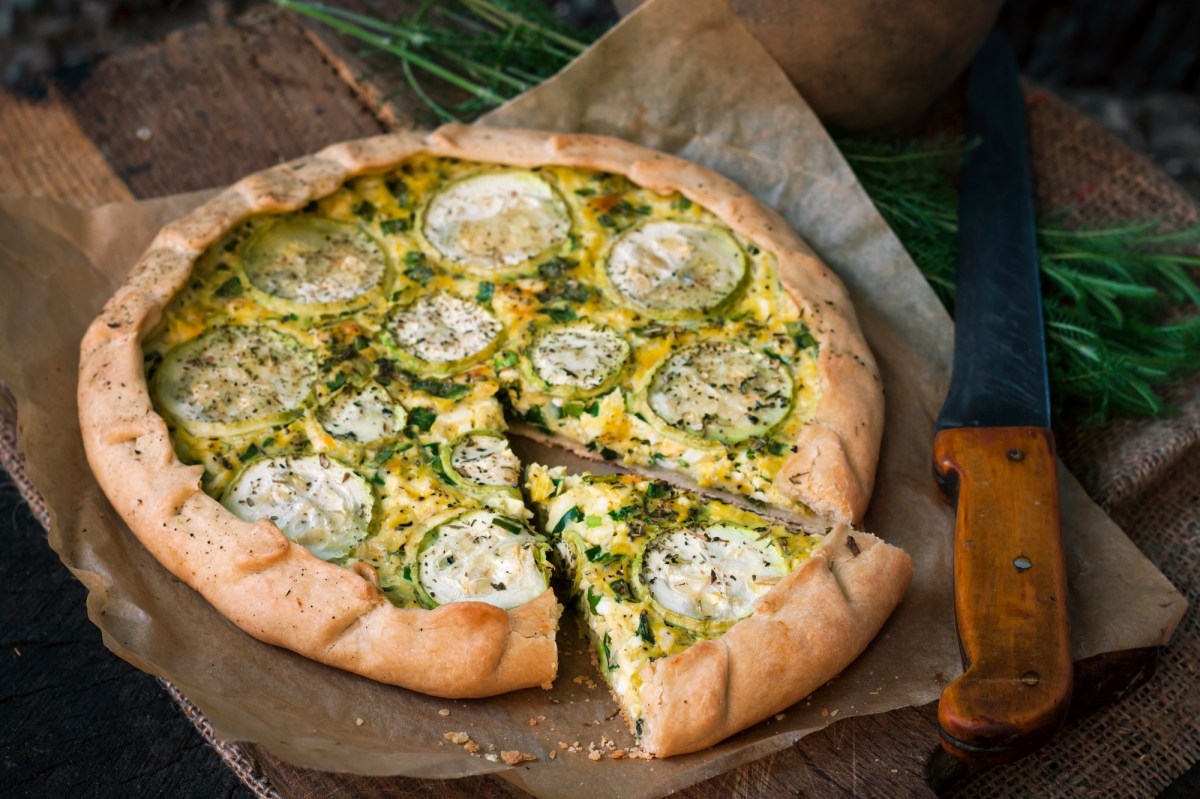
[933,426,1073,765]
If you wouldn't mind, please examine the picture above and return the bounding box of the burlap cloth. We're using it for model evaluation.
[1,88,1196,797]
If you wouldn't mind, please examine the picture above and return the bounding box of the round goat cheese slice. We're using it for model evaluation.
[528,322,629,395]
[243,217,386,306]
[449,432,521,487]
[221,455,373,561]
[317,383,406,443]
[423,171,570,273]
[417,511,549,609]
[605,221,746,316]
[638,523,786,629]
[386,292,502,369]
[647,341,793,443]
[155,325,316,437]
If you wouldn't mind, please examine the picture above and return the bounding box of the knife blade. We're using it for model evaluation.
[933,29,1073,765]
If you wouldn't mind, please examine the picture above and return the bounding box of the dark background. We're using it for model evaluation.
[1,0,1197,199]
[1,1,1197,797]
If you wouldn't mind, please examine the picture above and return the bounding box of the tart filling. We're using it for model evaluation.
[142,154,835,618]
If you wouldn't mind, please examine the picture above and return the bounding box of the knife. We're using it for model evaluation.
[933,30,1073,765]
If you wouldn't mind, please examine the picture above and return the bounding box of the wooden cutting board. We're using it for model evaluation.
[0,9,1159,798]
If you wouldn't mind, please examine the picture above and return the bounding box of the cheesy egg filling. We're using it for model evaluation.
[143,153,828,616]
[526,464,820,727]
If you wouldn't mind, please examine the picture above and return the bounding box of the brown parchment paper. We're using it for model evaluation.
[0,0,1187,796]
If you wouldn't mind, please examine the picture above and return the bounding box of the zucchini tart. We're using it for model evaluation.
[79,126,908,752]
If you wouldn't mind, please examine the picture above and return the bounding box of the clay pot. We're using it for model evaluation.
[615,0,1003,132]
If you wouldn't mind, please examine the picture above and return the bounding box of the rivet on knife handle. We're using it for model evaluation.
[934,426,1072,764]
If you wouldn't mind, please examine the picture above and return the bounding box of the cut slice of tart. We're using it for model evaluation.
[526,463,913,757]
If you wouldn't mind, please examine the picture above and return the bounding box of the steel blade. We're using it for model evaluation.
[936,30,1051,432]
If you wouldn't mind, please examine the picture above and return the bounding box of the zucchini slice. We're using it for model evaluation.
[415,510,551,609]
[242,217,387,313]
[634,523,787,633]
[525,321,630,398]
[317,383,406,444]
[385,292,502,376]
[604,221,746,318]
[447,431,521,487]
[645,341,793,444]
[421,171,571,274]
[221,454,373,561]
[155,325,317,438]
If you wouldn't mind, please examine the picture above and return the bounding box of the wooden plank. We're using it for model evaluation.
[53,8,387,199]
[0,88,132,205]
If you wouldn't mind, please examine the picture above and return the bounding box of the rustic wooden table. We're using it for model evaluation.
[0,9,1192,799]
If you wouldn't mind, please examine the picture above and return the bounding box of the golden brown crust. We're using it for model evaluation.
[637,527,913,757]
[79,125,882,698]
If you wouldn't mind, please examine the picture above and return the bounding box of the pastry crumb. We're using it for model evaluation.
[549,750,557,759]
[775,713,786,721]
[354,718,363,726]
[587,750,602,761]
[438,708,451,717]
[501,751,537,766]
[464,740,481,754]
[830,709,839,717]
[529,718,538,727]
[821,708,829,717]
[572,674,597,689]
[484,753,499,763]
[443,731,470,745]
[610,749,627,760]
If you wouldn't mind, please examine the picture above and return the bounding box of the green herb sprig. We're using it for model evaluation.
[278,1,1200,423]
[840,138,1200,422]
[276,0,588,121]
